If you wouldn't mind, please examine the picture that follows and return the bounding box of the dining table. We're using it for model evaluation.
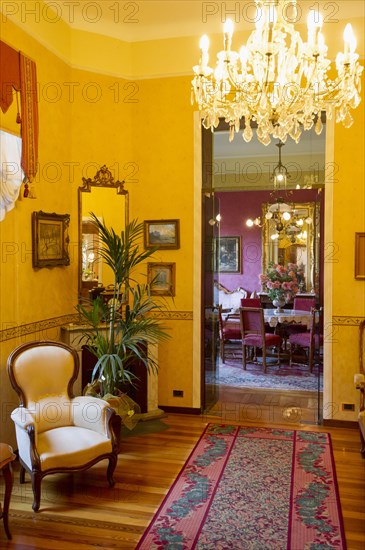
[263,309,312,329]
[224,308,312,328]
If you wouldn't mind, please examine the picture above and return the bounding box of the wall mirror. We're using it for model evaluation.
[78,165,129,300]
[262,201,320,294]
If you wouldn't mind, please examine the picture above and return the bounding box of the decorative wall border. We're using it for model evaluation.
[0,311,194,343]
[2,312,362,342]
[0,314,79,343]
[332,316,365,327]
[148,311,193,321]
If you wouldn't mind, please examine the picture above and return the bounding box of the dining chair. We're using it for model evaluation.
[282,296,317,345]
[293,297,316,311]
[241,298,277,335]
[218,305,241,363]
[239,307,282,372]
[289,308,323,372]
[241,298,261,308]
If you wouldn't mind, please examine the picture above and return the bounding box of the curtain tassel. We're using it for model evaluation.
[16,90,21,124]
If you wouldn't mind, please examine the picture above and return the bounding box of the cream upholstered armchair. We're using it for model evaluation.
[7,340,121,512]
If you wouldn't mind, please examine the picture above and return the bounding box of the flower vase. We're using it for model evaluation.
[272,297,286,313]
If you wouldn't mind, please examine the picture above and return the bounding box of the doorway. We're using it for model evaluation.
[200,121,325,424]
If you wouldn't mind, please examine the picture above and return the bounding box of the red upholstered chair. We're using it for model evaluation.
[241,298,276,334]
[293,297,316,311]
[289,309,323,372]
[218,305,241,363]
[282,296,317,345]
[239,307,282,372]
[241,298,261,308]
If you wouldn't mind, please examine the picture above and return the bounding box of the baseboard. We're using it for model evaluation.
[323,419,359,429]
[159,406,201,415]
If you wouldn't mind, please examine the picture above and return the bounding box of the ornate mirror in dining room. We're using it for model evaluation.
[78,165,129,300]
[262,201,321,296]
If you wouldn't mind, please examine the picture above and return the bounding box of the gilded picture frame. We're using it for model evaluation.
[147,262,176,296]
[32,211,70,268]
[355,232,365,280]
[144,219,180,249]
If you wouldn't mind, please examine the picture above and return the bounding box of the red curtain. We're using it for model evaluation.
[0,40,39,182]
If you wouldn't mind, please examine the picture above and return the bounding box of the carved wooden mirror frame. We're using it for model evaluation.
[78,165,129,300]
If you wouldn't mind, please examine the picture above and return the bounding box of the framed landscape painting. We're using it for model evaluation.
[355,232,365,279]
[32,211,70,268]
[215,236,241,273]
[144,219,180,249]
[147,262,176,296]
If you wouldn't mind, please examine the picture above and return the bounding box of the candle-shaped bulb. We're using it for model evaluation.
[199,35,209,69]
[268,5,276,26]
[255,5,265,30]
[317,32,325,52]
[307,9,323,30]
[200,34,209,53]
[224,18,234,37]
[264,5,276,51]
[343,23,356,54]
[223,18,234,50]
[307,9,323,46]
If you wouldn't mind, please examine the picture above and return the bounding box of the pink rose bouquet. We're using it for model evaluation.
[259,262,300,303]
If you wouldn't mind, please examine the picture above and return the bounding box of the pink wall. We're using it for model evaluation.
[216,189,323,298]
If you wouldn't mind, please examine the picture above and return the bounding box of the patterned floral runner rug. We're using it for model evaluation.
[136,424,346,549]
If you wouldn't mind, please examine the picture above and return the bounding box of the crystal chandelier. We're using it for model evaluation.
[246,141,312,242]
[191,0,363,145]
[247,199,313,242]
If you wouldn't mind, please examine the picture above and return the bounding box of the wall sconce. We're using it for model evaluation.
[209,213,221,226]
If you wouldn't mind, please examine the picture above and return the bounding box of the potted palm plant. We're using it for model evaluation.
[76,213,169,412]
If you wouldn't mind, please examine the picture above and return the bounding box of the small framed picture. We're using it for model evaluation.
[215,236,241,273]
[147,262,176,296]
[144,219,180,249]
[32,211,70,268]
[355,232,365,280]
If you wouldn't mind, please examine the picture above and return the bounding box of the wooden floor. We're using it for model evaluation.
[214,385,323,424]
[1,411,364,549]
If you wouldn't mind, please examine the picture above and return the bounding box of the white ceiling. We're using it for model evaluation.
[44,0,365,42]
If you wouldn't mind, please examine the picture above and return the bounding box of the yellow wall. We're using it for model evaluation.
[331,76,365,419]
[129,75,196,406]
[0,20,75,444]
[0,20,75,323]
[0,4,364,447]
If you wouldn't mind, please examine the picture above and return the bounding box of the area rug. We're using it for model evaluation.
[218,356,323,392]
[136,424,346,549]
